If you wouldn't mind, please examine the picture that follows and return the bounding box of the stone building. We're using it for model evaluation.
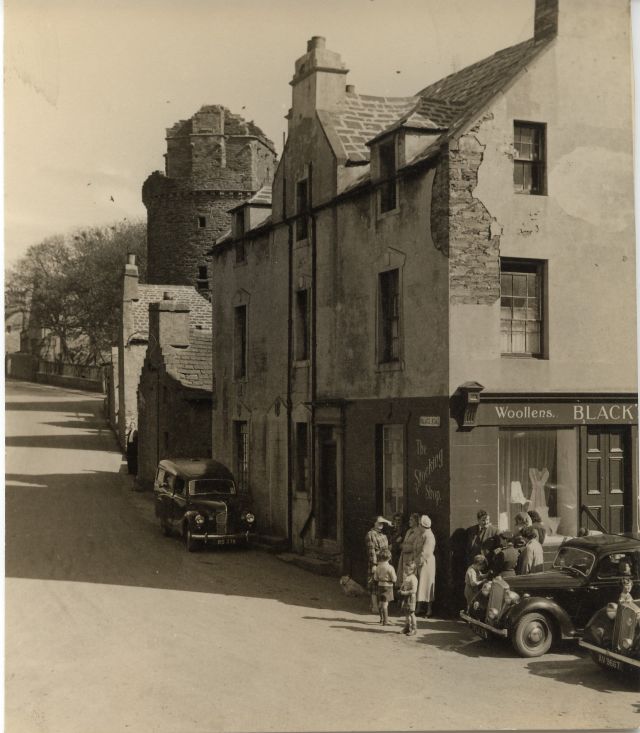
[137,294,213,488]
[142,105,277,286]
[115,255,211,450]
[210,0,638,604]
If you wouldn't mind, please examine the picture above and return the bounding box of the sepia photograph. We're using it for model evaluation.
[4,0,640,731]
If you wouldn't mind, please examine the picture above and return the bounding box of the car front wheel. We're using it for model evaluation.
[184,527,199,552]
[512,612,554,657]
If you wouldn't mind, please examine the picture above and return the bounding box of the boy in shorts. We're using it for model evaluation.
[373,548,397,625]
[397,560,418,635]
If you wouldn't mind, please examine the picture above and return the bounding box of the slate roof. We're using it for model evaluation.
[319,36,553,167]
[228,185,272,213]
[319,94,418,163]
[163,328,213,392]
[132,285,211,338]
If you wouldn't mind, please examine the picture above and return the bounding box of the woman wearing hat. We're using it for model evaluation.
[415,515,436,617]
[365,515,392,613]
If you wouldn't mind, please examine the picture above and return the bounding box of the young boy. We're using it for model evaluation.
[397,560,418,635]
[464,554,488,609]
[373,548,397,625]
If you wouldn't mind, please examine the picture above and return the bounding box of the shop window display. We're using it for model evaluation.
[498,429,578,541]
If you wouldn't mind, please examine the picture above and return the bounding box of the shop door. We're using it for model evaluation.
[582,427,630,534]
[317,426,337,540]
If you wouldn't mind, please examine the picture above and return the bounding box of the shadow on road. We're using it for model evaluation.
[526,656,640,693]
[6,399,100,413]
[6,434,120,451]
[5,463,369,616]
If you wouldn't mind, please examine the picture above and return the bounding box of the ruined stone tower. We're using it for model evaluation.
[142,105,277,285]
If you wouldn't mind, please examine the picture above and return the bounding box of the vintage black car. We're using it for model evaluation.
[460,533,640,657]
[154,458,256,551]
[579,599,640,679]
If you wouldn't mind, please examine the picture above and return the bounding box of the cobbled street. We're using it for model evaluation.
[5,380,639,733]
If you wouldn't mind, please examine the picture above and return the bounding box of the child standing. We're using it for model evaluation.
[464,554,488,609]
[373,548,397,625]
[397,560,418,635]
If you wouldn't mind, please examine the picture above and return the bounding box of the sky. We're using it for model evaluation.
[4,0,539,265]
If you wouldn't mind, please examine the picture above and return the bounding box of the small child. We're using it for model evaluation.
[397,560,418,635]
[464,554,488,609]
[619,575,634,603]
[373,548,397,625]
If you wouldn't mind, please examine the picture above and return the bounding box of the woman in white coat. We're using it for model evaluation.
[415,515,436,617]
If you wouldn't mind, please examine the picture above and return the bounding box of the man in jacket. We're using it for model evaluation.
[466,510,498,566]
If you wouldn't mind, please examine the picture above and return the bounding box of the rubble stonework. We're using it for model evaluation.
[142,105,277,286]
[447,132,500,305]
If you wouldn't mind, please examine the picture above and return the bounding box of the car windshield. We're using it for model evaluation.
[189,479,236,496]
[552,546,596,577]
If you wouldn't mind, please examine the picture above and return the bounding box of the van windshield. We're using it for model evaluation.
[189,479,236,496]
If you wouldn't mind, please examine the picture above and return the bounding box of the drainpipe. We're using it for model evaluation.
[285,175,294,549]
[307,161,318,547]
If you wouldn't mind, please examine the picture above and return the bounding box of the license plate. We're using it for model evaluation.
[471,623,489,640]
[215,538,236,546]
[597,654,622,671]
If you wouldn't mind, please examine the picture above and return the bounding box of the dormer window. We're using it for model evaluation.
[378,138,398,214]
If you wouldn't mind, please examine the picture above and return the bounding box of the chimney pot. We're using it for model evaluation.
[127,253,136,265]
[307,36,326,52]
[346,84,355,94]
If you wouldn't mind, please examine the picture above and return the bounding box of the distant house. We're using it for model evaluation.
[113,255,212,452]
[137,294,213,488]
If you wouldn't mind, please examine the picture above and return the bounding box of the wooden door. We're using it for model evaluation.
[583,427,630,533]
[317,426,338,540]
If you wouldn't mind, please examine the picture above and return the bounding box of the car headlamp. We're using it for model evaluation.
[243,512,255,524]
[195,514,205,526]
[481,582,492,597]
[506,591,520,604]
[487,607,499,620]
[621,637,633,650]
[472,601,480,610]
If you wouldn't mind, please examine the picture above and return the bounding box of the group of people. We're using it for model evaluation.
[365,513,436,634]
[463,509,547,608]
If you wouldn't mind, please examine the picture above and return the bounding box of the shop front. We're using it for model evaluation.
[474,395,638,546]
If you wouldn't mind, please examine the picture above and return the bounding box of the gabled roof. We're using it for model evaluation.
[318,35,553,168]
[132,285,211,337]
[162,328,213,392]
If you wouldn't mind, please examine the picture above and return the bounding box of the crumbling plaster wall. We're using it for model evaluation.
[448,21,636,394]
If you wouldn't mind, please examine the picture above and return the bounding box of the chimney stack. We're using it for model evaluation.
[123,254,139,302]
[149,297,190,349]
[290,37,349,119]
[534,0,559,40]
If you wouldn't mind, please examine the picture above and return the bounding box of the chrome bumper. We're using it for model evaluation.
[579,639,640,669]
[460,611,509,638]
[191,530,251,543]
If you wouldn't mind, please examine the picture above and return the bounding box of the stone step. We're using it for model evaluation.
[275,552,340,577]
[254,534,289,553]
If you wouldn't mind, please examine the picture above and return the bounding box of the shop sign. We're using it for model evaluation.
[478,401,638,426]
[419,416,440,427]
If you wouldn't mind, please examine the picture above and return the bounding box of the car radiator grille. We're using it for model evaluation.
[613,601,640,652]
[486,577,509,623]
[215,510,228,535]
